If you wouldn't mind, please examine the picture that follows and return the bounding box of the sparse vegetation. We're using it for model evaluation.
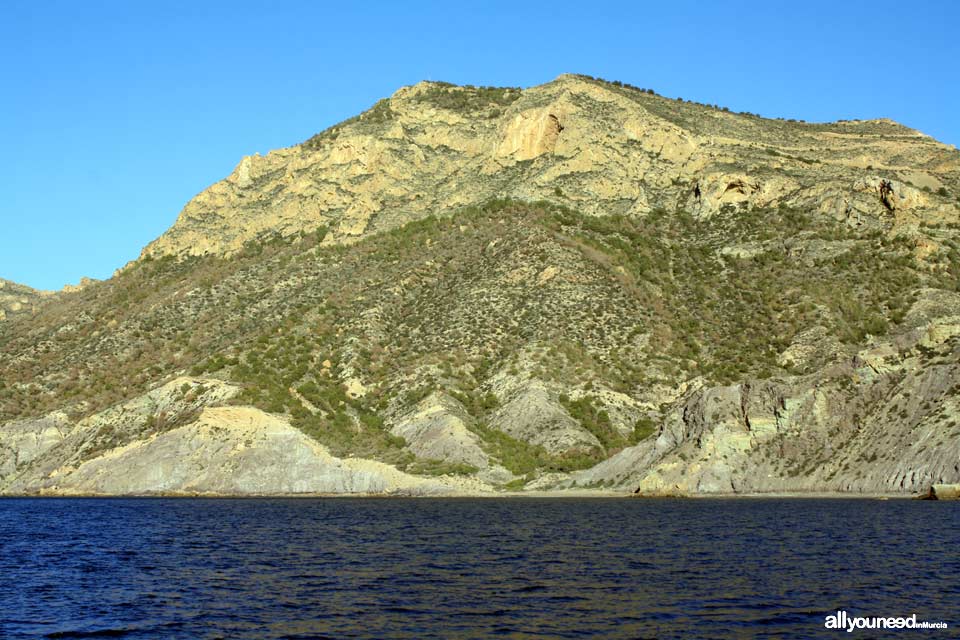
[4,74,960,495]
[0,198,947,436]
[413,84,521,114]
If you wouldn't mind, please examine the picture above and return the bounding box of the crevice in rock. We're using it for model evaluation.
[724,180,747,195]
[548,114,564,134]
[740,383,752,432]
[879,179,895,211]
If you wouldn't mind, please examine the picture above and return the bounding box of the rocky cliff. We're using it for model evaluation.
[2,75,959,496]
[0,278,49,323]
[142,75,959,258]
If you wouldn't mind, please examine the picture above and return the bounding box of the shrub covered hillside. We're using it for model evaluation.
[3,195,960,494]
[2,74,960,495]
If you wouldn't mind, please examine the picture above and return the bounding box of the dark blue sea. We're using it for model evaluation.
[1,498,957,639]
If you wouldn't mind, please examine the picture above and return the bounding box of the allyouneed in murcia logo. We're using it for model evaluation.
[825,610,948,632]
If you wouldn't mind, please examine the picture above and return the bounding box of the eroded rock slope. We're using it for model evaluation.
[3,75,960,495]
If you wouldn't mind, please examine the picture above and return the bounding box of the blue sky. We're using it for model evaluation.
[2,0,958,290]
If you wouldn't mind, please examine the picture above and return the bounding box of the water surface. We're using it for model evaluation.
[1,498,957,639]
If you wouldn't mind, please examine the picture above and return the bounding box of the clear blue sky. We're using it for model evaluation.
[2,0,958,290]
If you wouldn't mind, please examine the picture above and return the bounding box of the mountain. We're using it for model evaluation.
[2,75,960,496]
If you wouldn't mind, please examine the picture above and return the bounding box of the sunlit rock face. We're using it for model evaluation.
[141,74,960,260]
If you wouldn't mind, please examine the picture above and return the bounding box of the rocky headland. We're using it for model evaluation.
[2,75,959,497]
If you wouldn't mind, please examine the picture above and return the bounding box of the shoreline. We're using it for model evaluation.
[0,489,921,499]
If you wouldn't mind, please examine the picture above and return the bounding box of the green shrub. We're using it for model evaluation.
[414,84,521,112]
[406,459,479,476]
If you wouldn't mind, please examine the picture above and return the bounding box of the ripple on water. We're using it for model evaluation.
[0,498,958,639]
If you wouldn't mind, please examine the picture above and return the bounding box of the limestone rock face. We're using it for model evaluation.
[490,382,600,454]
[140,75,960,260]
[60,277,99,294]
[40,407,463,496]
[0,377,241,493]
[390,392,489,468]
[497,109,564,160]
[0,278,49,323]
[0,412,72,484]
[566,289,960,495]
[0,383,493,496]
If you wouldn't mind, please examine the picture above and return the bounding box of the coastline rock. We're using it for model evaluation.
[36,407,473,496]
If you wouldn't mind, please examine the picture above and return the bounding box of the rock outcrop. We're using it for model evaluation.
[0,278,49,323]
[141,75,960,260]
[569,289,960,495]
[918,484,960,500]
[0,382,492,496]
[39,406,476,496]
[489,382,599,454]
[390,392,490,468]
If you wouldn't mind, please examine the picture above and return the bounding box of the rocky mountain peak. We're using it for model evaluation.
[139,75,959,261]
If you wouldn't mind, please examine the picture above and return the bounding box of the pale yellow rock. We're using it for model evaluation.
[135,74,959,268]
[32,406,495,496]
[537,266,558,285]
[901,171,943,191]
[344,378,367,399]
[497,108,565,160]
